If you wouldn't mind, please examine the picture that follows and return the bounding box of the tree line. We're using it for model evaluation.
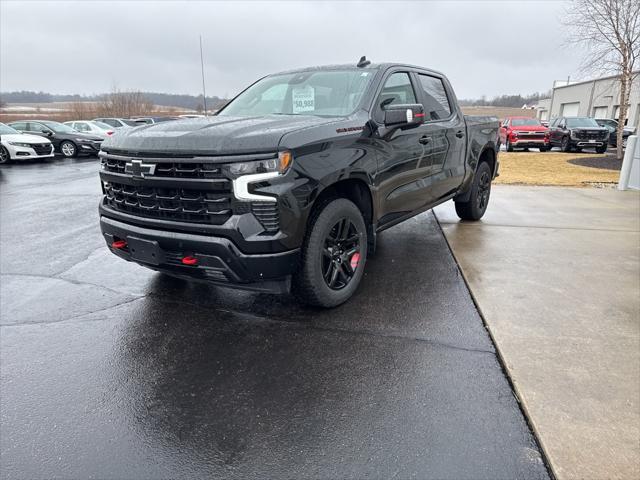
[458,92,551,108]
[0,90,227,111]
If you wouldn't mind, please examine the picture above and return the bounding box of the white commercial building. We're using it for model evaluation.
[536,72,639,130]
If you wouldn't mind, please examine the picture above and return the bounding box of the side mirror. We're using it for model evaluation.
[384,104,425,129]
[41,129,52,136]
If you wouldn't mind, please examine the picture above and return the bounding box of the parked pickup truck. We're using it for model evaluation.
[499,116,550,152]
[98,59,499,307]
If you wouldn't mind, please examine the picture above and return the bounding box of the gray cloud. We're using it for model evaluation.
[1,0,588,99]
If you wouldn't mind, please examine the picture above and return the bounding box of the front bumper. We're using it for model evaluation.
[100,216,300,293]
[510,139,548,147]
[77,141,102,154]
[570,139,606,147]
[6,143,55,160]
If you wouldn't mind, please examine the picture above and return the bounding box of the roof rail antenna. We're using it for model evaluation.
[357,56,371,68]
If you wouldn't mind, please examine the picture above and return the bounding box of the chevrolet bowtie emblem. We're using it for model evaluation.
[125,159,156,178]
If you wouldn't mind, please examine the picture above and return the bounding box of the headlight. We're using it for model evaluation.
[228,151,292,177]
[8,142,33,147]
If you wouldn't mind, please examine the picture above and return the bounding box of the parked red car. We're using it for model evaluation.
[499,116,550,152]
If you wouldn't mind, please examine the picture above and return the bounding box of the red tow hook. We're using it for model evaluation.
[111,240,127,249]
[181,256,198,266]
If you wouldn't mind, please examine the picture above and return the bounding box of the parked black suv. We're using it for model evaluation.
[594,118,634,148]
[99,60,499,307]
[548,117,609,153]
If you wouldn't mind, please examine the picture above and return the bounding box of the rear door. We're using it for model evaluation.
[413,72,466,201]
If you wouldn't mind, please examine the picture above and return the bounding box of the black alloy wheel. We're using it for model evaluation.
[322,217,362,290]
[294,198,367,307]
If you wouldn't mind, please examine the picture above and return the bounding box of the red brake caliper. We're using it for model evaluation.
[350,252,360,270]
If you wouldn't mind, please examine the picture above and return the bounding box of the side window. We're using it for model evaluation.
[417,74,452,120]
[10,122,27,131]
[550,118,559,127]
[28,122,46,132]
[378,72,417,110]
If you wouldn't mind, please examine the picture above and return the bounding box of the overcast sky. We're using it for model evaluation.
[1,0,588,99]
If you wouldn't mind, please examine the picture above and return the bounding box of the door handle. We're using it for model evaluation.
[455,130,465,138]
[419,136,431,145]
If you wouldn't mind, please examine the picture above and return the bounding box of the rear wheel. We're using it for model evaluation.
[455,161,492,221]
[0,146,10,164]
[294,198,367,308]
[60,141,77,158]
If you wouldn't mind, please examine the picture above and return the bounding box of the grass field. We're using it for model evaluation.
[496,151,620,187]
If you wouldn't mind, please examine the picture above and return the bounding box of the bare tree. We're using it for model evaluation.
[564,0,640,159]
[97,86,153,119]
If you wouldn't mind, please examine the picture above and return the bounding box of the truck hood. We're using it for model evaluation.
[101,115,342,154]
[510,125,547,132]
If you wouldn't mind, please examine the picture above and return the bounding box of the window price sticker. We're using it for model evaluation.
[292,85,315,113]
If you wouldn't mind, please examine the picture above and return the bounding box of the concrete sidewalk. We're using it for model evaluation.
[435,186,640,480]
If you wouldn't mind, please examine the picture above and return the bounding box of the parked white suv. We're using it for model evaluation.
[0,122,55,164]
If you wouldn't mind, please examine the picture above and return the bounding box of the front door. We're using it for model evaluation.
[373,71,432,224]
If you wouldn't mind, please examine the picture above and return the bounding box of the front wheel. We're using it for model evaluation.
[0,145,10,164]
[294,198,367,308]
[455,161,492,221]
[60,141,77,158]
[506,139,514,152]
[561,136,571,152]
[596,145,608,154]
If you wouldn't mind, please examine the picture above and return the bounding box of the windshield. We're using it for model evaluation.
[93,121,112,130]
[511,118,541,127]
[41,121,77,134]
[566,117,599,128]
[0,123,20,135]
[219,69,375,117]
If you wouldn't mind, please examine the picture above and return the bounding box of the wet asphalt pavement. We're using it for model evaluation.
[0,157,550,479]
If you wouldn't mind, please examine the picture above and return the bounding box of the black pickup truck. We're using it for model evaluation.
[99,59,499,307]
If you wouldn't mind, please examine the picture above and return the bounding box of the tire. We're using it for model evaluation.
[60,141,77,158]
[596,145,607,154]
[539,146,550,152]
[294,198,367,308]
[622,137,627,149]
[455,161,492,221]
[506,139,513,152]
[0,145,10,164]
[560,136,571,152]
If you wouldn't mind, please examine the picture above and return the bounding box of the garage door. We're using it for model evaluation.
[561,102,580,117]
[593,106,608,118]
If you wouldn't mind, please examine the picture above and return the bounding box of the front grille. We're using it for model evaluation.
[575,130,607,140]
[99,150,281,233]
[102,157,223,179]
[251,202,280,233]
[104,181,232,224]
[32,144,53,155]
